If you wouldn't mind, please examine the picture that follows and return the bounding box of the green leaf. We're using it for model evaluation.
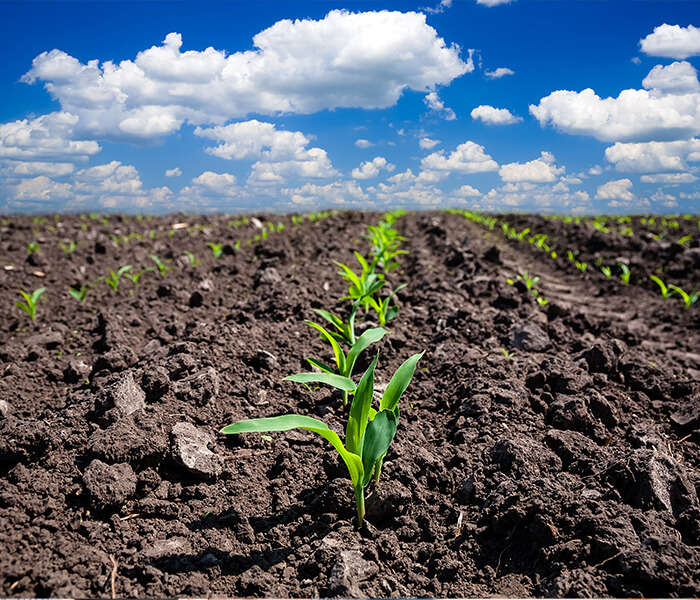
[345,327,386,376]
[305,357,335,374]
[346,354,378,455]
[283,372,357,392]
[221,414,364,487]
[380,352,425,412]
[360,410,398,487]
[306,321,346,374]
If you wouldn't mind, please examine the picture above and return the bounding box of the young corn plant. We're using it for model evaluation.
[335,252,386,312]
[364,284,407,327]
[618,263,632,285]
[668,285,699,308]
[305,320,387,406]
[58,240,79,253]
[311,299,362,346]
[149,255,173,278]
[365,222,406,274]
[221,351,423,526]
[69,277,104,304]
[105,265,132,291]
[208,243,223,259]
[124,266,155,288]
[16,287,46,321]
[184,251,202,266]
[649,275,675,299]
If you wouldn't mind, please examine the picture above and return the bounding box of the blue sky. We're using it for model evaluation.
[1,0,699,215]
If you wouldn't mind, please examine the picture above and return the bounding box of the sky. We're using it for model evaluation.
[1,0,699,215]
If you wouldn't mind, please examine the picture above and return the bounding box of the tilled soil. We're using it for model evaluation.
[0,211,699,598]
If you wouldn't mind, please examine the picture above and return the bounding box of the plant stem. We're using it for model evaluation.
[354,485,365,527]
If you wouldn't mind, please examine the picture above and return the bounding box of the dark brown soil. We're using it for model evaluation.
[0,211,699,598]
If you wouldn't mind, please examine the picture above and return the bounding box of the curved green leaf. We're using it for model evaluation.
[306,320,346,374]
[221,415,364,487]
[380,352,424,412]
[360,410,398,487]
[284,372,356,392]
[346,327,386,376]
[305,357,335,374]
[346,354,378,455]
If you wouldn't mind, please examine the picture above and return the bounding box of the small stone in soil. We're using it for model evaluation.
[82,459,137,511]
[170,421,223,480]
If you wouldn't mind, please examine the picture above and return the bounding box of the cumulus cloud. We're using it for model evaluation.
[355,139,375,148]
[165,167,182,177]
[605,138,700,172]
[484,67,515,79]
[640,24,700,60]
[452,184,481,197]
[282,181,368,207]
[1,160,75,178]
[0,112,100,161]
[190,171,238,195]
[423,0,452,15]
[21,11,470,143]
[424,91,456,120]
[642,61,700,95]
[595,178,635,202]
[351,156,395,179]
[419,137,440,150]
[530,62,700,142]
[195,120,338,183]
[499,151,564,183]
[421,141,498,174]
[12,175,72,202]
[471,105,522,125]
[640,172,698,184]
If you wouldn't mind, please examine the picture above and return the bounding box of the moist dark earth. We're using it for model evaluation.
[0,210,699,598]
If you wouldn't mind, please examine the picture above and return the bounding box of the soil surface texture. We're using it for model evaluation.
[0,211,699,598]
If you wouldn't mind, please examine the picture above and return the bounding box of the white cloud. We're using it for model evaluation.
[484,67,514,79]
[1,160,74,177]
[283,181,368,207]
[452,184,481,197]
[640,172,698,184]
[650,188,678,206]
[0,112,100,161]
[419,137,440,150]
[605,138,700,172]
[424,91,456,120]
[499,151,564,183]
[12,175,72,202]
[195,120,337,183]
[190,171,238,196]
[595,178,635,202]
[165,167,182,177]
[476,0,515,6]
[642,61,700,95]
[21,11,470,143]
[471,105,522,125]
[589,165,604,176]
[479,182,591,212]
[355,139,375,149]
[421,140,499,174]
[423,0,452,15]
[530,62,700,142]
[640,24,700,60]
[351,156,395,179]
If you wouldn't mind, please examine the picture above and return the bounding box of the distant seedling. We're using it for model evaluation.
[149,254,173,278]
[649,275,675,300]
[668,285,699,308]
[16,287,45,321]
[105,265,132,291]
[208,243,223,259]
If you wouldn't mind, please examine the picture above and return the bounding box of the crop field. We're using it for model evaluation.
[0,210,699,597]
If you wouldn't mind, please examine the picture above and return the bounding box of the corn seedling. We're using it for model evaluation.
[184,251,202,266]
[27,241,40,254]
[618,263,632,285]
[575,261,588,273]
[678,235,692,247]
[600,265,612,279]
[311,299,361,346]
[335,252,386,312]
[58,240,79,253]
[124,266,155,288]
[207,243,222,258]
[222,351,423,526]
[16,287,45,321]
[365,222,406,274]
[536,296,549,306]
[649,275,675,299]
[68,277,104,304]
[149,254,173,278]
[105,265,132,291]
[668,285,699,308]
[365,284,407,326]
[304,322,387,406]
